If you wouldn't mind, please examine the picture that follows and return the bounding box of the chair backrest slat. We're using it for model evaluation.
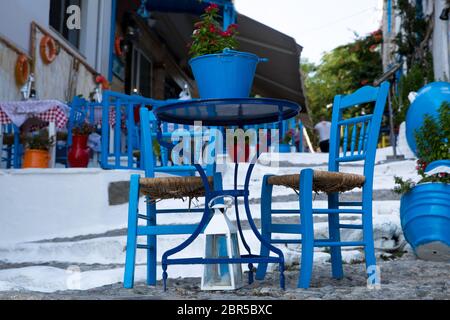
[342,125,348,157]
[364,120,371,153]
[99,91,156,170]
[350,123,357,156]
[357,121,365,155]
[140,107,215,178]
[328,82,390,182]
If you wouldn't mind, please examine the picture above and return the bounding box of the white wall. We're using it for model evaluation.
[0,0,112,75]
[432,0,450,80]
[0,169,142,245]
[0,0,50,52]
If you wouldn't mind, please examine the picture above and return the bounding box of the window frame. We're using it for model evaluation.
[131,47,153,98]
[49,0,82,50]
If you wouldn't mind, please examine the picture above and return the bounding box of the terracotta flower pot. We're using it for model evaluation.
[23,149,50,168]
[68,135,90,168]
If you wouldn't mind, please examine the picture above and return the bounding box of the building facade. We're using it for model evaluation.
[0,0,308,122]
[0,0,114,102]
[381,0,450,80]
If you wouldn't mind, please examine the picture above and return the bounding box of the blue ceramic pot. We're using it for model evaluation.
[406,82,450,155]
[189,49,266,99]
[278,144,291,153]
[400,182,450,261]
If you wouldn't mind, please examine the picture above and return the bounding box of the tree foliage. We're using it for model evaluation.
[302,31,383,125]
[392,0,434,125]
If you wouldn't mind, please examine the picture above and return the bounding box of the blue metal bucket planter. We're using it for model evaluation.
[400,182,450,262]
[189,49,266,99]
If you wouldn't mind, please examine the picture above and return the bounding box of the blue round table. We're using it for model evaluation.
[154,98,302,290]
[155,98,300,126]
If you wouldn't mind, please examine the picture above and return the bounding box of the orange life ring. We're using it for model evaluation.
[40,35,57,64]
[15,54,29,86]
[115,36,124,57]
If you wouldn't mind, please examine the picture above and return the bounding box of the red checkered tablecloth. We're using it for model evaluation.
[0,104,68,129]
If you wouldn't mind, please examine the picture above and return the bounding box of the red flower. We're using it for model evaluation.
[209,25,216,33]
[220,30,232,37]
[95,75,106,83]
[227,23,238,30]
[95,75,110,90]
[206,4,219,13]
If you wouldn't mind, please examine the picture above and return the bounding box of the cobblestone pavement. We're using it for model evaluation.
[1,252,448,300]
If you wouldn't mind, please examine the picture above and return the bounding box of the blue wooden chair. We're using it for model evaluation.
[256,82,390,288]
[1,124,22,169]
[99,91,199,171]
[123,107,219,288]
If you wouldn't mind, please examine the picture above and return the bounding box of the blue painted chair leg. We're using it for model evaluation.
[256,175,274,280]
[124,174,140,289]
[298,169,314,289]
[147,200,157,286]
[362,206,378,285]
[328,193,344,279]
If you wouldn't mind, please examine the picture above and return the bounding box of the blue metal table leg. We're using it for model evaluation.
[233,163,254,284]
[243,161,285,290]
[160,163,213,291]
[162,264,168,291]
[159,150,285,290]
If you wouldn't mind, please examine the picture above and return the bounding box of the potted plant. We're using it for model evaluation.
[394,103,450,261]
[279,129,294,153]
[68,123,96,168]
[188,4,267,99]
[23,130,54,169]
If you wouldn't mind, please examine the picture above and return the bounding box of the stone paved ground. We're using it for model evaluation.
[1,252,448,300]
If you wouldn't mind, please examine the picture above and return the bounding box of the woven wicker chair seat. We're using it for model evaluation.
[140,176,213,201]
[267,171,366,194]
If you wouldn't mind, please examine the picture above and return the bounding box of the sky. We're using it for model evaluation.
[234,0,384,64]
